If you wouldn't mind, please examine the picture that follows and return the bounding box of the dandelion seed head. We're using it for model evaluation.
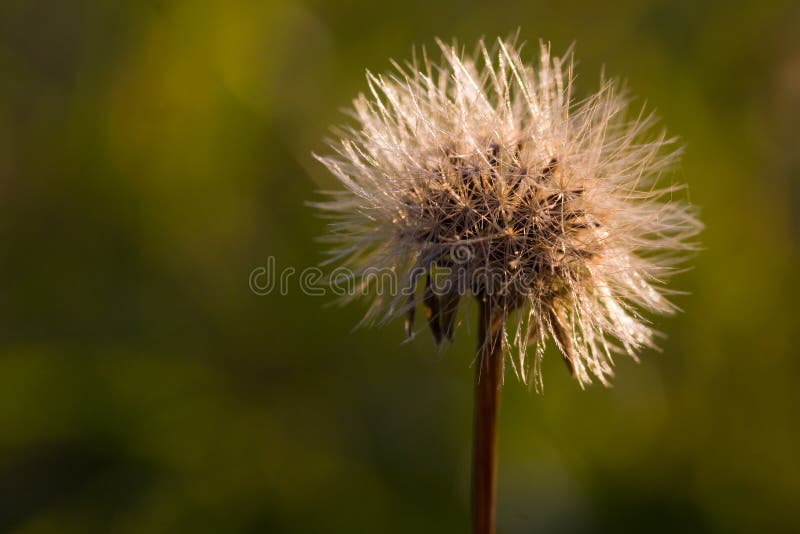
[313,37,702,388]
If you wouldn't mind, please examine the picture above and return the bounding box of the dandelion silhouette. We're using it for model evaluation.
[313,36,701,534]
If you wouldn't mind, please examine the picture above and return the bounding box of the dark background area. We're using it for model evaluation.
[1,0,799,532]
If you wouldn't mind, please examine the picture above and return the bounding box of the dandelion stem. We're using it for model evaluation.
[472,297,504,534]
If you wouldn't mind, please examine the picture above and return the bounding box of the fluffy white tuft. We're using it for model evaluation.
[313,37,702,388]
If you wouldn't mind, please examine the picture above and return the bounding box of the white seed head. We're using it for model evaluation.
[313,37,701,388]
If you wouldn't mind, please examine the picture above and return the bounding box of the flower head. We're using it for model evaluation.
[314,37,701,388]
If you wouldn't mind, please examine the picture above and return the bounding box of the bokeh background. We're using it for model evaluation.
[2,0,799,532]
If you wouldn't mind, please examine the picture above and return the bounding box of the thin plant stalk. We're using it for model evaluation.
[472,297,504,534]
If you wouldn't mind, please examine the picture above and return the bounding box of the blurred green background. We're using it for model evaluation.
[1,0,799,532]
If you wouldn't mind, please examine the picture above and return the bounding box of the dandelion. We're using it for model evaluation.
[313,36,701,534]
